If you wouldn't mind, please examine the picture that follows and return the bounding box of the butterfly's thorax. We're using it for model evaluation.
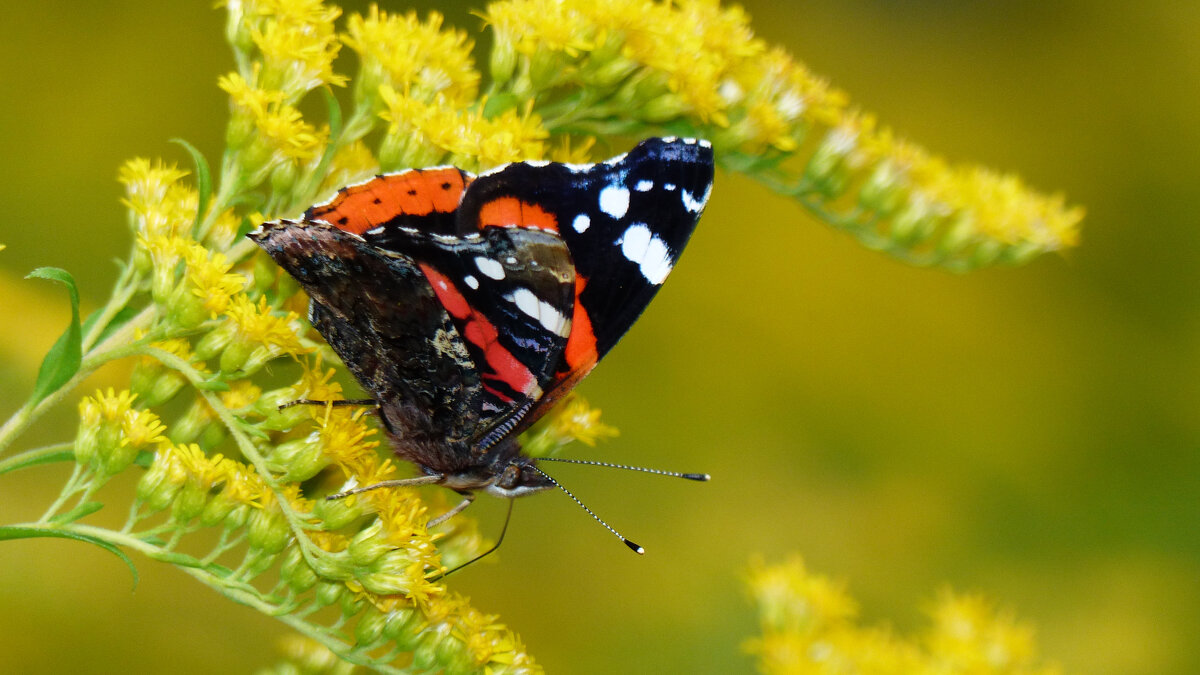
[251,137,714,498]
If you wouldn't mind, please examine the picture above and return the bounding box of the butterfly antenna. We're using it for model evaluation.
[531,465,644,554]
[427,499,514,582]
[537,457,710,482]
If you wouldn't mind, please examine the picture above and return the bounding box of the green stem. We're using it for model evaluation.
[15,520,409,672]
[142,347,325,566]
[37,463,87,523]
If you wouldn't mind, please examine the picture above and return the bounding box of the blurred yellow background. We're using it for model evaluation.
[1,1,1197,673]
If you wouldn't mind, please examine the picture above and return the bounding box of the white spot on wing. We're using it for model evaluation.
[635,179,654,192]
[464,275,479,289]
[603,152,627,166]
[665,183,677,191]
[525,160,550,167]
[572,213,591,233]
[619,223,674,285]
[599,184,630,219]
[507,288,571,337]
[475,256,505,280]
[681,182,711,213]
[366,226,385,235]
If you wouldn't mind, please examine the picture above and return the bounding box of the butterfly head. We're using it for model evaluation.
[482,456,555,498]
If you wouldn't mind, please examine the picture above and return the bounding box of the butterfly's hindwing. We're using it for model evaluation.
[250,221,485,459]
[360,225,576,440]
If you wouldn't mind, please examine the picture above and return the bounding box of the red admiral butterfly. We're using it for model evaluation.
[251,137,713,550]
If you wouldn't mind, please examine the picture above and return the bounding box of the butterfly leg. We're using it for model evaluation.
[278,398,378,410]
[325,473,444,500]
[428,491,476,528]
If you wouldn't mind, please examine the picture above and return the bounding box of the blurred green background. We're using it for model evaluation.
[2,1,1197,673]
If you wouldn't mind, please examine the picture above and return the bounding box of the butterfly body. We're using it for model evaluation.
[251,137,714,498]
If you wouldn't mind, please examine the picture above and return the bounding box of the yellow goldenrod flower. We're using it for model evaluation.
[549,396,618,447]
[925,589,1044,672]
[315,408,381,478]
[343,7,479,112]
[379,87,548,171]
[181,242,248,319]
[746,556,1060,675]
[75,388,144,473]
[224,0,345,96]
[221,380,263,412]
[222,294,309,374]
[219,71,328,188]
[119,158,196,239]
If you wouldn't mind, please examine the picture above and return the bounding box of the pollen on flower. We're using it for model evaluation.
[226,294,309,358]
[119,158,197,238]
[343,7,479,108]
[221,380,263,412]
[179,241,248,317]
[315,408,381,478]
[120,407,168,449]
[549,396,618,447]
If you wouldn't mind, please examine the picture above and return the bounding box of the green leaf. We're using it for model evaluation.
[26,267,82,404]
[0,526,139,590]
[48,501,105,524]
[171,138,212,231]
[323,86,343,144]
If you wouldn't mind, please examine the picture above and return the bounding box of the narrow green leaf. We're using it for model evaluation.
[49,501,105,524]
[0,526,139,589]
[170,138,212,231]
[26,267,82,404]
[0,448,75,476]
[323,86,343,143]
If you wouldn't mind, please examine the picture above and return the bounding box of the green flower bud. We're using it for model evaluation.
[219,340,255,374]
[279,546,319,593]
[338,589,366,620]
[382,607,421,647]
[639,93,689,123]
[313,493,365,530]
[136,453,184,513]
[247,507,291,554]
[489,35,518,88]
[100,438,140,477]
[858,161,908,217]
[170,482,210,523]
[354,608,387,646]
[130,361,186,407]
[804,133,853,199]
[312,580,345,609]
[169,401,213,446]
[265,435,328,482]
[348,519,392,567]
[166,283,209,330]
[193,323,234,360]
[412,625,452,672]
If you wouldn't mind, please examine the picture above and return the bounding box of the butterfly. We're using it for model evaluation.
[251,137,713,540]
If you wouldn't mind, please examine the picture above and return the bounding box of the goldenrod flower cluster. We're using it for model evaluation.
[745,556,1060,674]
[2,0,1082,672]
[483,0,1083,270]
